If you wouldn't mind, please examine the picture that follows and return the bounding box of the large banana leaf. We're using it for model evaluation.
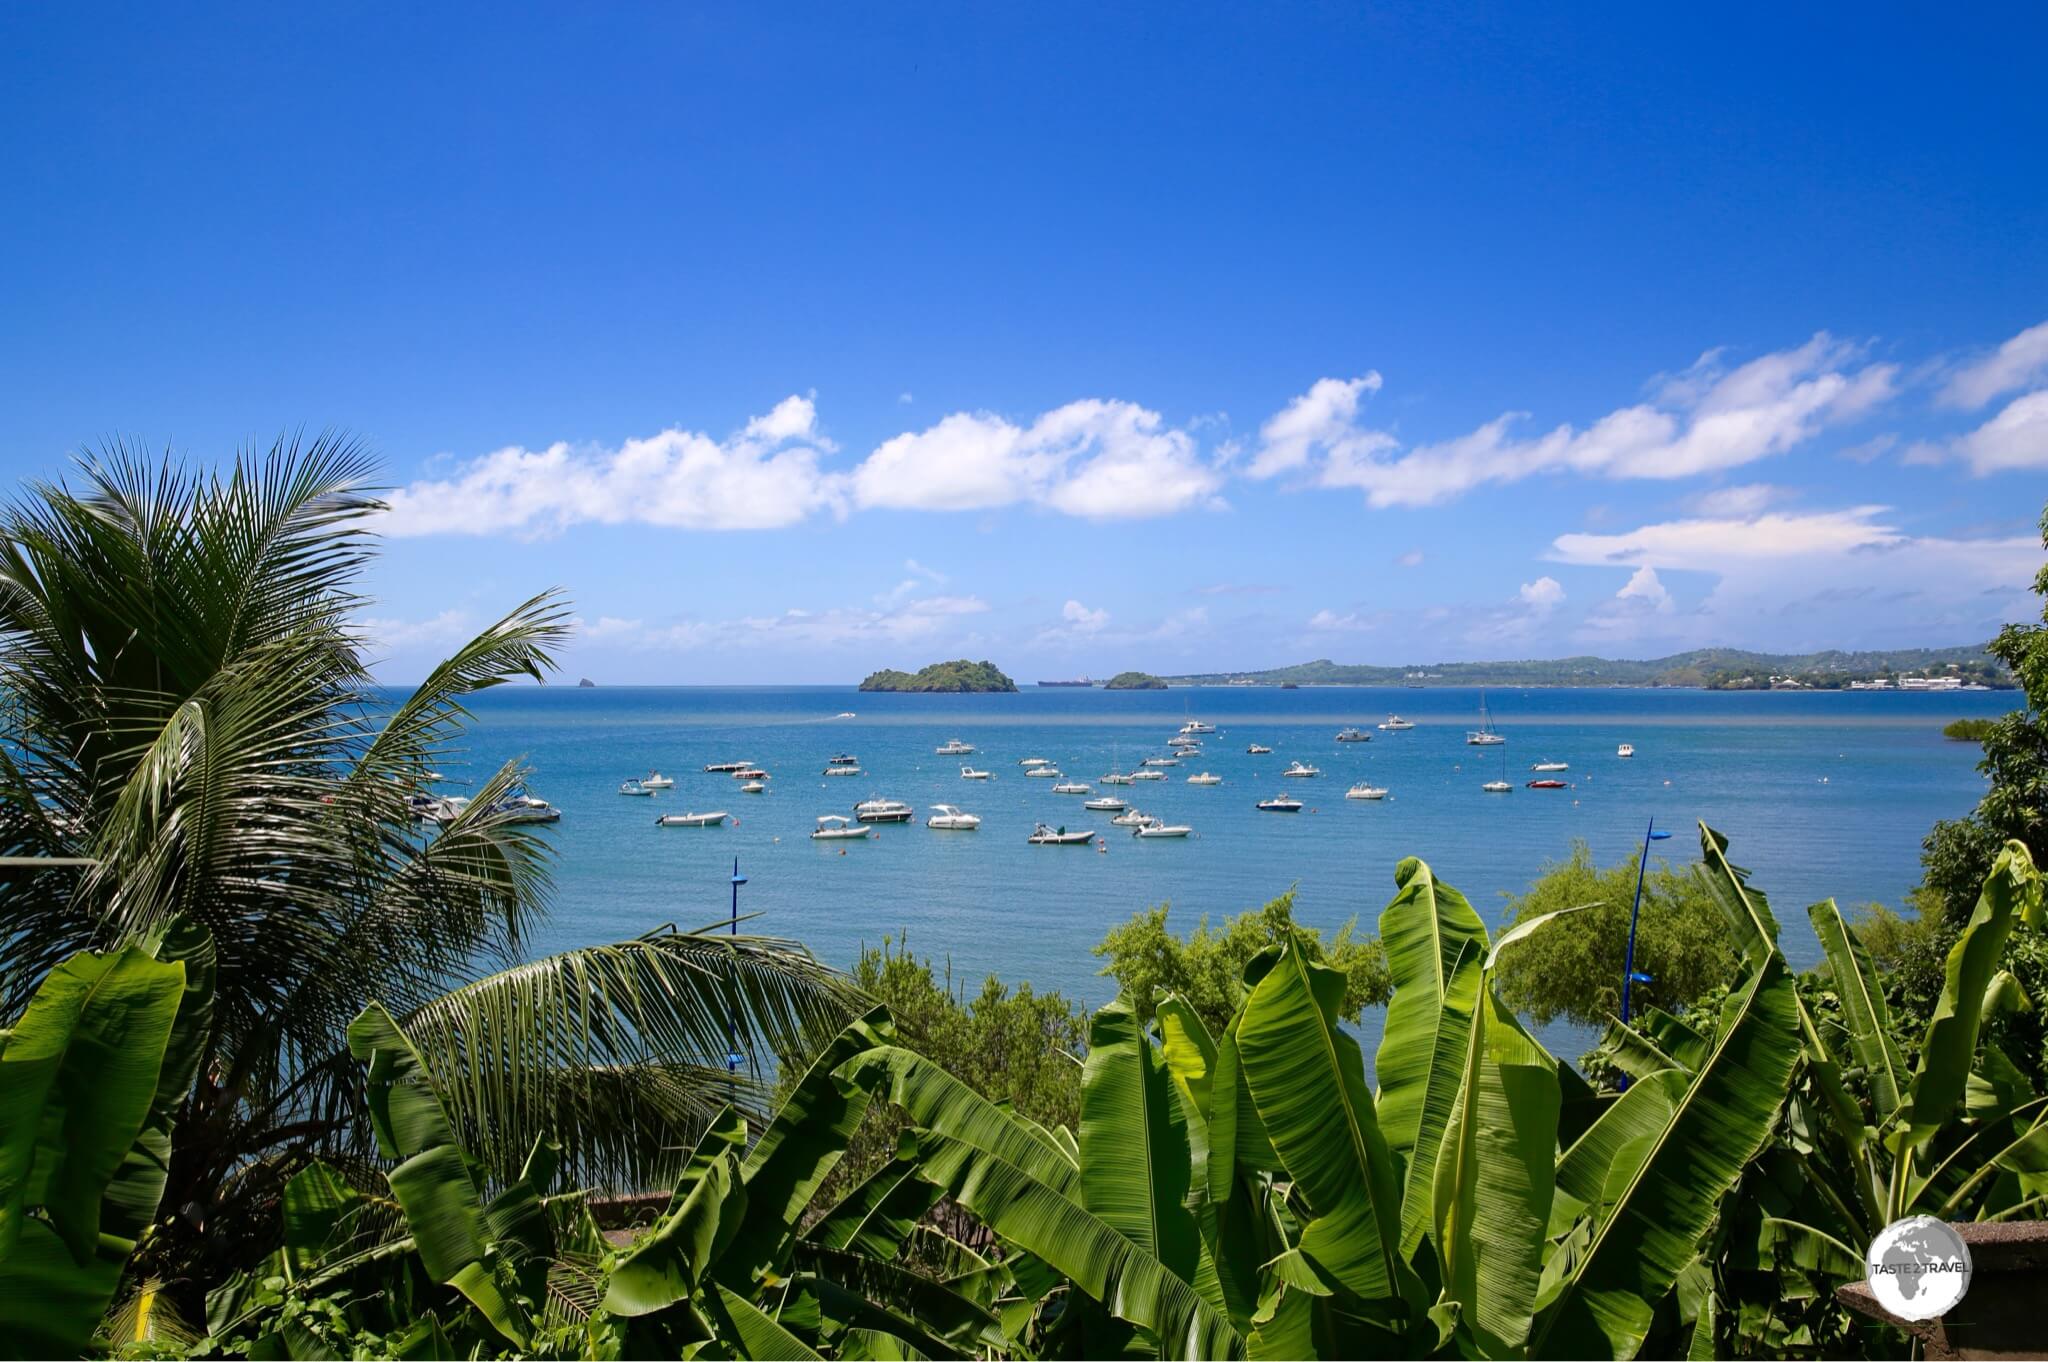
[1431,986,1559,1357]
[1695,823,1781,967]
[1374,856,1489,1163]
[1549,1070,1687,1235]
[102,916,216,1248]
[902,1127,1243,1359]
[1193,1010,1277,1335]
[0,943,187,1355]
[1901,841,2039,1147]
[1234,937,1406,1315]
[806,1154,943,1260]
[1533,952,1799,1360]
[605,1139,747,1320]
[835,1044,1079,1196]
[347,1001,530,1347]
[1807,899,1904,1125]
[705,1282,822,1359]
[719,1009,892,1288]
[0,943,185,1262]
[1079,998,1198,1283]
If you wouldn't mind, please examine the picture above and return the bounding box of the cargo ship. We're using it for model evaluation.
[1036,677,1096,687]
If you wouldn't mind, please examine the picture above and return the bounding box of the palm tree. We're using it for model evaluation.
[0,438,861,1300]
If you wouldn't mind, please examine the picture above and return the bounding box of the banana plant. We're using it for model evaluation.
[0,918,215,1356]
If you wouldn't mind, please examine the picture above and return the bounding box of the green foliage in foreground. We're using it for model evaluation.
[857,659,1019,692]
[1102,671,1168,690]
[1491,841,1740,1027]
[1943,716,1999,742]
[53,825,2030,1359]
[1093,891,1390,1035]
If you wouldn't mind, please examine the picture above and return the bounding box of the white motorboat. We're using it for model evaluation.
[733,767,769,780]
[1617,743,1635,758]
[811,814,870,841]
[1024,766,1062,778]
[1187,772,1222,785]
[619,779,654,797]
[1133,822,1192,838]
[1256,795,1303,813]
[854,798,914,823]
[1179,720,1216,735]
[1246,743,1273,755]
[1130,769,1166,782]
[1141,755,1180,767]
[740,781,765,794]
[1282,761,1321,778]
[1531,760,1570,772]
[1346,783,1388,800]
[1482,780,1513,793]
[835,711,857,719]
[642,772,675,789]
[1052,781,1092,795]
[472,793,560,824]
[936,739,975,755]
[961,766,992,780]
[926,804,981,830]
[1019,757,1053,768]
[1083,796,1127,811]
[1028,823,1096,845]
[1335,727,1372,743]
[1100,772,1136,786]
[1467,690,1507,746]
[1167,734,1201,749]
[415,794,468,823]
[1379,715,1416,731]
[823,765,863,777]
[656,810,729,827]
[1111,808,1159,828]
[827,753,861,766]
[704,761,751,773]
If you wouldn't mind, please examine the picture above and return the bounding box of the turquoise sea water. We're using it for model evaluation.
[450,684,2006,1059]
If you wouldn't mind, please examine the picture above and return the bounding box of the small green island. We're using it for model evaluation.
[858,658,1019,692]
[1103,670,1168,690]
[1943,716,1997,742]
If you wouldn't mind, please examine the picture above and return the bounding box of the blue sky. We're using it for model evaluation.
[3,4,2046,683]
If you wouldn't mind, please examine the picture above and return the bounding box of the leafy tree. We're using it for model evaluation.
[1092,891,1389,1034]
[1919,503,2048,929]
[1491,841,1738,1026]
[0,444,858,1315]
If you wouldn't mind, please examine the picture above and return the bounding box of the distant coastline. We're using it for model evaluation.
[1160,646,2012,691]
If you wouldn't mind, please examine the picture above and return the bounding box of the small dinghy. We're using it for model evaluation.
[810,815,869,840]
[619,779,655,797]
[656,810,728,827]
[740,781,766,794]
[1027,823,1096,845]
[1133,822,1192,839]
[642,772,675,789]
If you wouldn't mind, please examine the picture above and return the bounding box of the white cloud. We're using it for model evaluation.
[1941,319,2048,408]
[1248,374,1387,479]
[354,609,478,653]
[1550,506,2041,647]
[1307,608,1384,633]
[1061,599,1110,633]
[898,391,915,405]
[383,395,844,536]
[1396,549,1424,567]
[851,399,1223,519]
[1614,565,1673,612]
[583,594,992,653]
[1518,576,1566,611]
[1687,483,1790,517]
[1253,336,1897,508]
[1951,390,2048,474]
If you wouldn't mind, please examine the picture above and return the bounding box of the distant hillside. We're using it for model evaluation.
[1166,646,2013,689]
[1103,671,1168,690]
[858,659,1019,693]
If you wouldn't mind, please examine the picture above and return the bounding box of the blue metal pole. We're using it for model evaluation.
[728,858,748,1077]
[1621,819,1672,1025]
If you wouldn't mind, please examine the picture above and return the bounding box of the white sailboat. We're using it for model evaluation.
[1467,690,1507,746]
